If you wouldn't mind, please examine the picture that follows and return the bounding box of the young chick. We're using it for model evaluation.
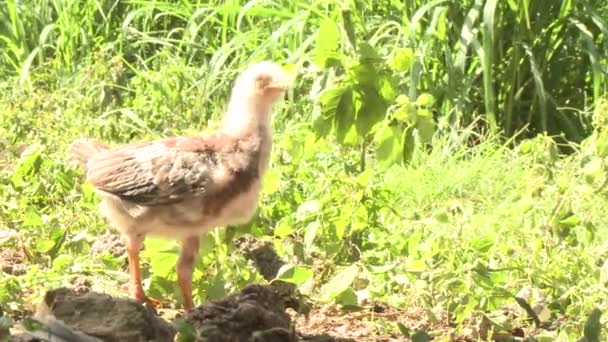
[70,61,291,310]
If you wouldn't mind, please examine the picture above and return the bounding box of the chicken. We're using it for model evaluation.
[70,61,292,310]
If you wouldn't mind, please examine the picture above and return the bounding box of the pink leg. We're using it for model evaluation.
[177,236,200,311]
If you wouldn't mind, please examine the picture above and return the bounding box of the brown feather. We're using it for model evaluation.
[85,136,216,206]
[69,139,109,166]
[82,130,264,210]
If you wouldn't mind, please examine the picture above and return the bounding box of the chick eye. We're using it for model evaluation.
[255,75,271,88]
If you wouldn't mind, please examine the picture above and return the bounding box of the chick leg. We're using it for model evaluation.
[124,233,148,303]
[177,236,200,311]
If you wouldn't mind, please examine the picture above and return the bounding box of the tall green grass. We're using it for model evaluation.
[1,0,605,143]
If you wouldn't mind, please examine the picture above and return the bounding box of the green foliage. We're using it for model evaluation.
[581,308,602,342]
[311,9,439,169]
[274,264,314,285]
[1,0,608,340]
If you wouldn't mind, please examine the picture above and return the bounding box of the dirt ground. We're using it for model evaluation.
[2,234,537,341]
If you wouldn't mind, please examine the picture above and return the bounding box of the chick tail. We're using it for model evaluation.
[69,139,109,167]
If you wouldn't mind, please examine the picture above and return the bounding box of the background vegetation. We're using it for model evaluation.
[1,0,607,340]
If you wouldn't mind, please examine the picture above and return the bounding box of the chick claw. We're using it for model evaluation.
[120,282,160,311]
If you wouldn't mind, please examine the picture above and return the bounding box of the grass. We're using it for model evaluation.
[1,0,608,340]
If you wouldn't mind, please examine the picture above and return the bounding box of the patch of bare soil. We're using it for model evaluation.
[90,232,126,259]
[292,304,433,342]
[0,237,27,276]
[291,304,540,342]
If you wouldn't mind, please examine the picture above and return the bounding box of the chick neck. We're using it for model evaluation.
[221,93,275,175]
[221,95,274,138]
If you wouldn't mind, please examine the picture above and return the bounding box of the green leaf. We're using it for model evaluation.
[335,287,358,306]
[397,322,411,337]
[142,238,179,276]
[374,121,404,168]
[149,252,179,276]
[598,260,608,295]
[389,47,414,72]
[358,43,382,65]
[393,96,415,122]
[416,109,436,143]
[334,87,358,145]
[347,60,377,86]
[370,264,395,273]
[408,231,422,257]
[321,263,359,301]
[341,9,357,49]
[582,308,602,342]
[274,221,294,238]
[519,140,532,154]
[205,271,226,300]
[334,216,349,240]
[199,233,216,259]
[275,264,313,285]
[174,319,196,342]
[432,209,449,223]
[406,259,426,272]
[11,147,42,187]
[80,182,96,204]
[312,107,333,138]
[52,254,73,271]
[23,207,42,227]
[596,131,608,157]
[262,168,280,194]
[402,126,416,164]
[47,227,68,259]
[304,221,320,250]
[582,157,604,185]
[379,75,398,102]
[411,330,432,342]
[415,93,435,107]
[101,253,122,269]
[296,200,321,222]
[22,318,44,332]
[314,85,346,137]
[314,19,341,68]
[356,169,372,186]
[351,205,368,232]
[356,87,387,137]
[559,214,581,227]
[35,239,55,254]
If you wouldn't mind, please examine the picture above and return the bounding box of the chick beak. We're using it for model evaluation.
[264,82,287,91]
[265,74,292,91]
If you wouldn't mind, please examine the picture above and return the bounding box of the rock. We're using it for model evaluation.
[34,288,175,342]
[183,284,295,342]
[9,284,348,342]
[235,236,305,314]
[236,236,286,281]
[11,317,104,342]
[8,333,40,342]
